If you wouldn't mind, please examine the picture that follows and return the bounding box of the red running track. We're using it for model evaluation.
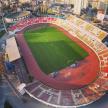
[16,23,100,90]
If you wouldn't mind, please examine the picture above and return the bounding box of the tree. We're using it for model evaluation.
[92,7,98,17]
[28,74,34,83]
[0,75,2,83]
[4,101,13,108]
[71,4,74,9]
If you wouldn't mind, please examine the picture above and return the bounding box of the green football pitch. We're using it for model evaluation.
[24,26,88,74]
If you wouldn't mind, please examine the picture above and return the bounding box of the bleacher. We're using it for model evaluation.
[25,80,104,107]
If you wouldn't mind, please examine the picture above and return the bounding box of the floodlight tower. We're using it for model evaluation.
[104,0,108,15]
[31,0,36,11]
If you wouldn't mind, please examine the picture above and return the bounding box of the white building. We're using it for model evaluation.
[53,0,107,15]
[54,0,88,14]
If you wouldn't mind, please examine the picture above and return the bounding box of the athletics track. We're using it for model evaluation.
[16,23,100,90]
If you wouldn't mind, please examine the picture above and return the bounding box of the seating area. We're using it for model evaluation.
[9,16,108,107]
[5,11,31,23]
[66,15,107,40]
[25,80,104,107]
[13,59,29,83]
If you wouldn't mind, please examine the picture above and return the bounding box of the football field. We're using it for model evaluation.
[24,26,88,74]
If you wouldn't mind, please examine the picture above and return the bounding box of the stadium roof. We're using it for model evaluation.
[6,37,21,62]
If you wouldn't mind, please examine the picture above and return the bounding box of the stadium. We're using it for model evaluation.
[8,16,108,108]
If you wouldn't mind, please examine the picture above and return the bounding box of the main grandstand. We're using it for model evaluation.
[8,16,108,108]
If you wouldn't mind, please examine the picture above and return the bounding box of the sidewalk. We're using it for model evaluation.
[0,33,14,47]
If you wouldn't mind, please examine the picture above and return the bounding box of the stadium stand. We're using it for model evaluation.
[8,16,108,107]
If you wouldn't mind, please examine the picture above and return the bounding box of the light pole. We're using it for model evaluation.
[104,0,108,15]
[0,1,8,33]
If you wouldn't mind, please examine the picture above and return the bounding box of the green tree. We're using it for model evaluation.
[4,101,13,108]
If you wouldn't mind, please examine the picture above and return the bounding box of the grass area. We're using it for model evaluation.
[24,26,88,74]
[0,30,5,38]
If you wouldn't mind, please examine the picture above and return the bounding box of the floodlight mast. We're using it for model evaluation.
[104,0,108,15]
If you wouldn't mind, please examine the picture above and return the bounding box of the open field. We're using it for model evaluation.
[24,25,88,74]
